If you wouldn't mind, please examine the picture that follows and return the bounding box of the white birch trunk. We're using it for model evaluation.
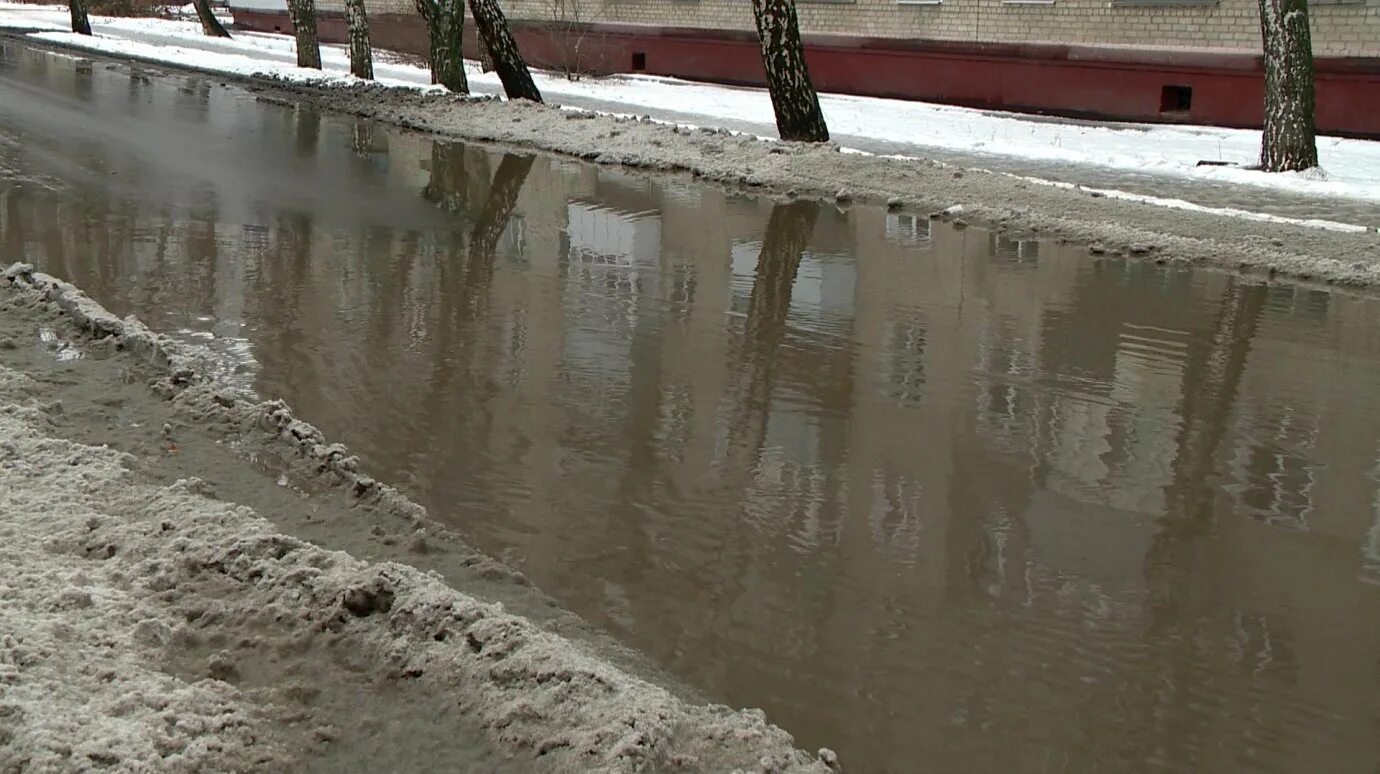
[67,0,91,35]
[1258,0,1318,171]
[468,0,542,102]
[190,0,232,37]
[413,0,469,93]
[345,0,373,80]
[751,0,828,143]
[287,0,322,70]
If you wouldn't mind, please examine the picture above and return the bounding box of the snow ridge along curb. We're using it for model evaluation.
[249,76,1380,289]
[0,262,841,773]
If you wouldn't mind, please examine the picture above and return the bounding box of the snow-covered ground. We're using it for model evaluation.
[1,1,1379,206]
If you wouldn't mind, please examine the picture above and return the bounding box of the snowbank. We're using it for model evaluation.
[247,81,1380,285]
[0,389,286,771]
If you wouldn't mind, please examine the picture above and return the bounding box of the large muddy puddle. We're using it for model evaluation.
[5,41,1380,772]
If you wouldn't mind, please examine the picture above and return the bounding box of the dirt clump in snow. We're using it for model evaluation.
[1,264,839,772]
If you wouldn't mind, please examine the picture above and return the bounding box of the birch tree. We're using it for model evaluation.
[287,0,322,69]
[1257,0,1318,171]
[67,0,91,35]
[414,0,469,93]
[751,0,828,143]
[345,0,374,80]
[190,0,232,38]
[468,0,542,102]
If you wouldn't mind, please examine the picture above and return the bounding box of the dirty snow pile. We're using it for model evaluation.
[0,264,838,773]
[0,368,288,771]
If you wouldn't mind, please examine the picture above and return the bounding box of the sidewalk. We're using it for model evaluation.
[2,1,1379,216]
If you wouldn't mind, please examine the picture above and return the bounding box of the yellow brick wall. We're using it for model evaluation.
[345,0,1380,57]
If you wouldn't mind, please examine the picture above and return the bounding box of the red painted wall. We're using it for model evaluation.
[233,10,1380,137]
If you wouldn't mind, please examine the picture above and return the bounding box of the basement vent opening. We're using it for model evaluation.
[1160,85,1192,114]
[631,52,646,72]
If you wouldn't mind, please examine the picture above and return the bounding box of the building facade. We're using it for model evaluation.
[231,0,1380,135]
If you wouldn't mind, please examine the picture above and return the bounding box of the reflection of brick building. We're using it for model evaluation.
[230,0,1380,135]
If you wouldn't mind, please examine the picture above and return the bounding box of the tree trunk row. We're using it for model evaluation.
[68,0,230,39]
[73,0,1317,180]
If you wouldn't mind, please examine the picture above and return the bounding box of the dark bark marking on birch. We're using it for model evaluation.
[1258,0,1318,171]
[191,0,231,38]
[414,0,469,93]
[751,0,829,143]
[345,0,374,80]
[67,0,92,35]
[467,0,543,102]
[287,0,323,70]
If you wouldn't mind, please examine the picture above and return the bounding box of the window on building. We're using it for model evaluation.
[1159,85,1193,114]
[1112,0,1216,7]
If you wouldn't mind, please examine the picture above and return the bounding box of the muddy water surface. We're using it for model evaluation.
[5,41,1380,773]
